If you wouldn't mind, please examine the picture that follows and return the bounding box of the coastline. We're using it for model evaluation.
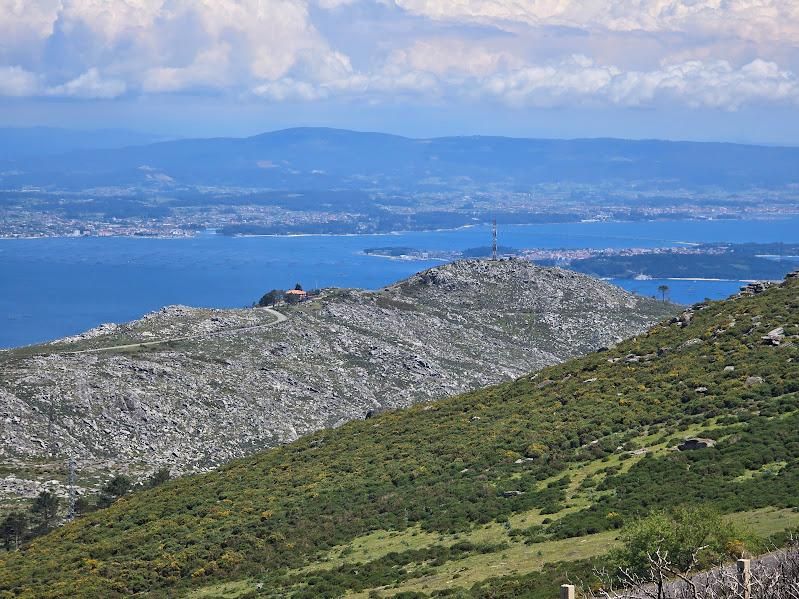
[3,217,797,349]
[2,214,799,241]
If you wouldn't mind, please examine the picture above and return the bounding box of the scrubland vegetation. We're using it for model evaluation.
[0,275,797,598]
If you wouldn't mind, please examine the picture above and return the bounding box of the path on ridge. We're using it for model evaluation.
[59,307,288,355]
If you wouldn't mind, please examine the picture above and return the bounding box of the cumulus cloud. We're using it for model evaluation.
[250,44,799,110]
[142,44,234,93]
[0,0,798,111]
[0,0,341,95]
[252,61,441,100]
[388,39,524,78]
[0,66,41,97]
[58,0,165,43]
[253,78,329,101]
[0,0,61,48]
[480,55,799,110]
[46,68,127,99]
[391,0,799,43]
[315,0,360,8]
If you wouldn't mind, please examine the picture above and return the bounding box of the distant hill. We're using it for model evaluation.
[568,243,799,281]
[2,127,798,190]
[0,127,161,161]
[570,253,799,280]
[1,270,797,597]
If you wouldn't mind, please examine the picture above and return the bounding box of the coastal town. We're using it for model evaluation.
[2,185,798,239]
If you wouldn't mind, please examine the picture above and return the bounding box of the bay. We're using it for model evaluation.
[2,218,798,349]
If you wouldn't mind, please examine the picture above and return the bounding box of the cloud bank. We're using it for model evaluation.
[0,0,797,110]
[391,0,799,43]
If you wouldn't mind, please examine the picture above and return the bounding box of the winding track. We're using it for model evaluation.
[58,307,288,355]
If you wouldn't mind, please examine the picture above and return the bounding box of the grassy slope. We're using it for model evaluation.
[1,277,798,598]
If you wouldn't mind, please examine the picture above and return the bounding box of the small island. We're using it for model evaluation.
[363,242,799,282]
[362,247,459,261]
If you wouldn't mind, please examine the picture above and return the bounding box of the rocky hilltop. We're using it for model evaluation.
[0,259,674,501]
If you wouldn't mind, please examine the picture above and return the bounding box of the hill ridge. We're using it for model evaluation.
[0,269,796,598]
[4,126,798,190]
[0,259,671,503]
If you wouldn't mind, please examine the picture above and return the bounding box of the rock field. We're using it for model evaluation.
[0,259,675,501]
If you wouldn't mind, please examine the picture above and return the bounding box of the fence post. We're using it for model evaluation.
[560,584,575,599]
[737,558,751,599]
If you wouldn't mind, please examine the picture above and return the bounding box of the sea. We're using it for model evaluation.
[2,218,798,349]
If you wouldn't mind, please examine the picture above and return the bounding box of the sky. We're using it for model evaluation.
[1,0,798,144]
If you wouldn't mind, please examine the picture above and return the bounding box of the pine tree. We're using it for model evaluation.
[31,491,60,532]
[1,512,27,551]
[98,474,133,507]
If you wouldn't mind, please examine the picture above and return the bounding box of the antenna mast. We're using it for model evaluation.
[491,219,498,261]
[43,389,56,458]
[66,456,77,521]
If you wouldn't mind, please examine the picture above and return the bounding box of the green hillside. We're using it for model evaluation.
[1,275,798,598]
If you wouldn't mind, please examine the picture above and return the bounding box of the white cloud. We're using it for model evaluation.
[480,55,799,110]
[186,0,323,81]
[388,39,524,78]
[253,78,329,101]
[252,63,441,100]
[58,0,165,43]
[1,0,341,95]
[390,0,799,43]
[250,50,799,111]
[0,0,797,112]
[315,0,360,8]
[142,44,234,93]
[0,66,41,97]
[0,0,61,48]
[46,68,127,99]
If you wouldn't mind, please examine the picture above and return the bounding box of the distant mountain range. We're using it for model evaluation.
[2,126,798,190]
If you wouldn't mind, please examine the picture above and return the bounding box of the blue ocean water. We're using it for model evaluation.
[2,218,798,349]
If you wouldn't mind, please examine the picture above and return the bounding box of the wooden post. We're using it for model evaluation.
[737,558,751,599]
[560,584,575,599]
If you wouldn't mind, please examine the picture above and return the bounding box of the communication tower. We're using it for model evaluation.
[492,219,498,261]
[42,389,56,458]
[66,457,77,521]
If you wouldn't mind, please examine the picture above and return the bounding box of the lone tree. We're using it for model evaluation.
[607,506,748,593]
[74,496,94,517]
[1,512,28,551]
[31,490,60,532]
[294,283,303,291]
[657,284,670,303]
[258,289,285,307]
[98,474,133,507]
[146,467,171,488]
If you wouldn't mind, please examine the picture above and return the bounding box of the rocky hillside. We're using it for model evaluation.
[0,259,672,502]
[0,271,796,598]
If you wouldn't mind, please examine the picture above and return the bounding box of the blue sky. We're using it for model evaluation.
[1,0,798,144]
